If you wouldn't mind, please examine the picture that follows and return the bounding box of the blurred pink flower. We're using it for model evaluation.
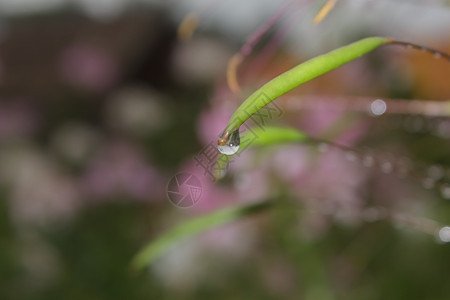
[335,119,369,145]
[82,141,164,202]
[290,96,369,146]
[0,100,40,141]
[177,159,235,213]
[292,148,367,223]
[270,145,310,184]
[299,106,342,135]
[0,147,80,227]
[227,148,274,203]
[59,44,119,92]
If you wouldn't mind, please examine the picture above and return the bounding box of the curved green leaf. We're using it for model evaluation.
[221,37,389,136]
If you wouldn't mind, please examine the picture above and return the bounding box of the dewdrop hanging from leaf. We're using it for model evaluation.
[215,126,309,179]
[217,37,450,155]
[218,37,389,154]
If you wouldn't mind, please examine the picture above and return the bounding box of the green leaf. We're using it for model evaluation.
[222,37,389,135]
[131,201,271,271]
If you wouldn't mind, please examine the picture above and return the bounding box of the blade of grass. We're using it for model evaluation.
[219,36,450,145]
[131,201,271,271]
[221,37,390,137]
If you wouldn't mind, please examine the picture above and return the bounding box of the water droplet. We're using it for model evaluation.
[370,99,387,116]
[438,226,450,243]
[434,52,442,59]
[440,184,450,199]
[218,129,240,155]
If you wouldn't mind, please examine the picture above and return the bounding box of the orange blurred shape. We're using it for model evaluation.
[313,0,338,25]
[227,54,243,93]
[406,44,450,100]
[178,13,199,41]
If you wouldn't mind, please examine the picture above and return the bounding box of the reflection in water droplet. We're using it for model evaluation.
[218,129,240,155]
[438,226,450,243]
[440,184,450,199]
[370,99,387,116]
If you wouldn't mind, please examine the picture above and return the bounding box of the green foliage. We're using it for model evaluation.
[131,201,272,271]
[222,37,389,135]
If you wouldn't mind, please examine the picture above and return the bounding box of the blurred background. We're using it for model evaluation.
[0,0,450,299]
